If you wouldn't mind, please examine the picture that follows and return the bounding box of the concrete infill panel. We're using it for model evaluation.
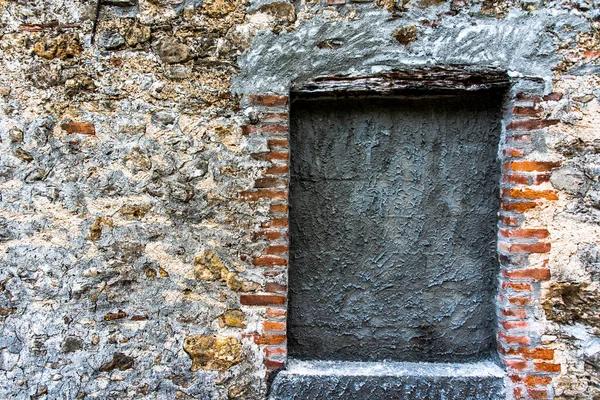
[288,92,503,362]
[269,360,505,400]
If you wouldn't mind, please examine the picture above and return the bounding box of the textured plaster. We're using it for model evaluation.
[288,93,503,362]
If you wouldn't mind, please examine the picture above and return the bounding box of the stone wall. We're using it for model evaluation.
[0,0,599,399]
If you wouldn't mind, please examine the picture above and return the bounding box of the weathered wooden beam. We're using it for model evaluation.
[292,66,510,97]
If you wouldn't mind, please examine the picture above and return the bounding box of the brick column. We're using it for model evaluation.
[239,94,290,373]
[498,91,563,399]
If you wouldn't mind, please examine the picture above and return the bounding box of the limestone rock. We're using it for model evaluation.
[551,165,590,196]
[194,250,227,281]
[88,217,112,240]
[201,0,237,17]
[14,148,33,162]
[34,34,82,60]
[99,353,135,372]
[102,0,138,5]
[98,30,126,50]
[61,336,83,353]
[126,24,151,46]
[256,2,296,23]
[392,26,417,45]
[218,309,247,328]
[8,128,23,143]
[543,282,600,328]
[119,204,151,219]
[183,335,243,371]
[156,37,191,64]
[419,0,445,6]
[194,250,259,292]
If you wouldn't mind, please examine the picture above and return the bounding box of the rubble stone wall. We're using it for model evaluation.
[0,0,599,399]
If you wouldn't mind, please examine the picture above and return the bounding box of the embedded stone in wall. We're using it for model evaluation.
[392,25,417,45]
[543,282,600,328]
[98,30,126,50]
[99,352,135,372]
[33,34,82,60]
[219,309,247,328]
[255,2,296,23]
[183,335,243,372]
[125,23,151,46]
[194,250,260,292]
[194,249,228,281]
[155,37,191,64]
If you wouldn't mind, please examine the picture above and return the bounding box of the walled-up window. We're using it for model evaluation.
[288,92,503,362]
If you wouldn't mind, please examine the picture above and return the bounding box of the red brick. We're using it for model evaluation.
[534,174,551,185]
[500,347,554,361]
[265,245,288,255]
[253,255,288,267]
[513,106,542,117]
[265,282,287,293]
[507,134,532,145]
[252,152,289,162]
[249,95,288,107]
[255,178,287,188]
[534,362,561,373]
[527,348,554,360]
[500,307,527,319]
[501,282,532,292]
[264,359,285,370]
[264,269,284,278]
[499,228,549,239]
[527,387,550,399]
[508,374,522,383]
[501,201,538,212]
[110,58,123,67]
[524,375,553,385]
[509,296,533,306]
[506,119,559,131]
[265,346,287,358]
[254,230,284,240]
[269,204,288,214]
[263,321,286,332]
[543,92,563,101]
[504,268,551,281]
[503,174,529,185]
[514,386,525,399]
[266,308,287,318]
[501,320,529,331]
[503,188,558,201]
[240,293,286,306]
[505,161,561,172]
[501,215,520,227]
[515,93,541,102]
[499,331,531,346]
[242,124,288,135]
[504,147,526,157]
[20,24,45,32]
[505,359,528,370]
[243,333,286,346]
[262,112,289,123]
[61,121,96,135]
[506,243,551,254]
[265,165,289,175]
[240,190,288,201]
[268,138,289,149]
[262,218,288,228]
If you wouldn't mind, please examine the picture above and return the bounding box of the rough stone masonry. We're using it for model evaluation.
[0,0,599,399]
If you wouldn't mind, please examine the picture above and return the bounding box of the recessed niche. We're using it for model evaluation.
[288,91,503,363]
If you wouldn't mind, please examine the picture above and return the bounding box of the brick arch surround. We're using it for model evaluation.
[238,71,562,399]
